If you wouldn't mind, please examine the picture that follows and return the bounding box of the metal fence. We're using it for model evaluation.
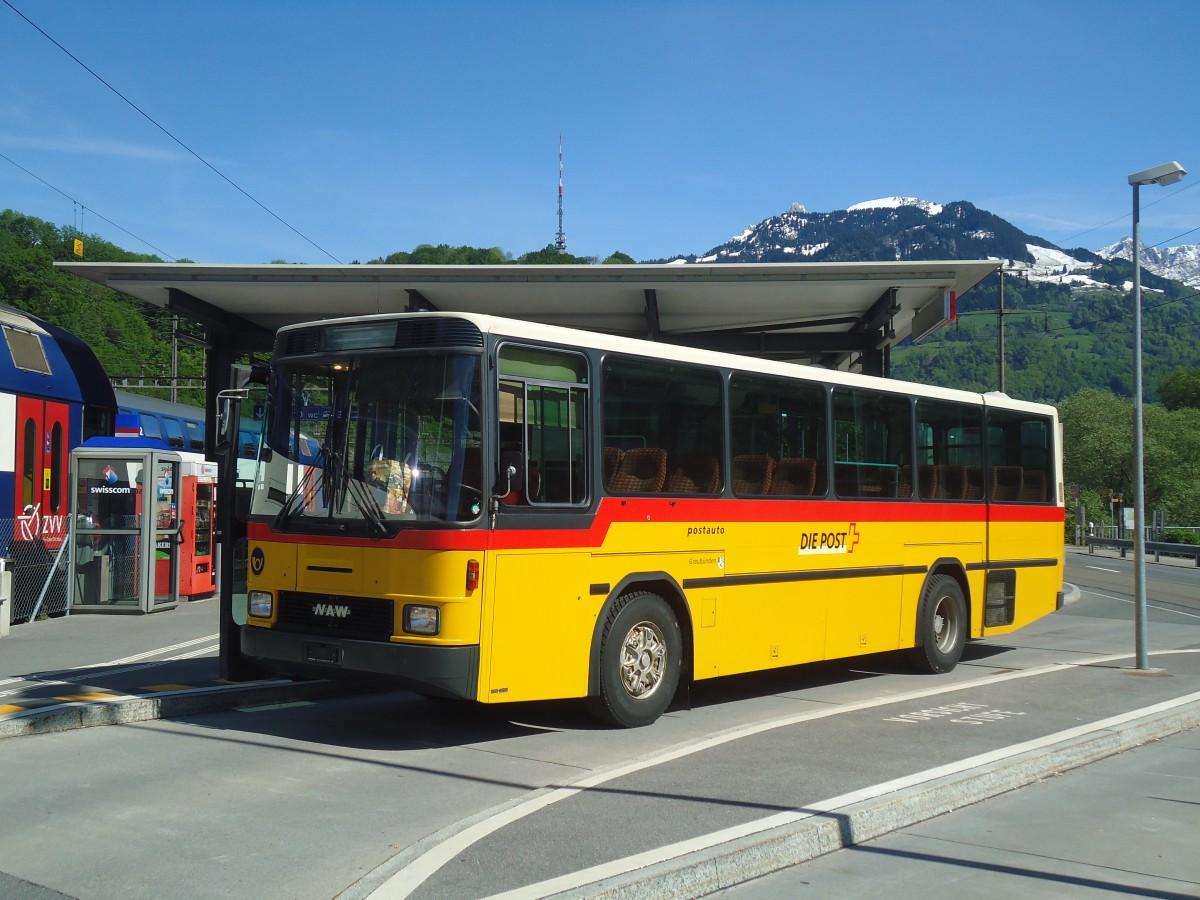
[1,518,72,625]
[1089,524,1200,542]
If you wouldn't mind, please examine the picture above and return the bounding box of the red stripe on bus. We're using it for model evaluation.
[247,497,1063,552]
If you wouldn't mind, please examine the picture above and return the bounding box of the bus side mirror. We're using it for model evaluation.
[215,388,249,455]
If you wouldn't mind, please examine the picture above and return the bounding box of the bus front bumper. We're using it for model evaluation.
[240,626,480,701]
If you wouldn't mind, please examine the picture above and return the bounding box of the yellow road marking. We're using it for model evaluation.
[54,692,116,702]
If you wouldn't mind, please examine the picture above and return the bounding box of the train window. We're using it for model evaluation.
[161,417,185,449]
[22,417,35,508]
[138,415,162,439]
[4,325,52,375]
[186,420,205,451]
[50,422,63,513]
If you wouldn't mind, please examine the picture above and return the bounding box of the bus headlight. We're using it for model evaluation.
[248,590,274,618]
[404,605,440,635]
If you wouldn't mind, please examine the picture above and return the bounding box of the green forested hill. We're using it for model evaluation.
[891,272,1200,404]
[0,210,207,404]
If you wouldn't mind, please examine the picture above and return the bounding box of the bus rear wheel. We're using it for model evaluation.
[588,591,682,728]
[907,574,967,674]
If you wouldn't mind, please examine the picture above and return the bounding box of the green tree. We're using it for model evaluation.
[1159,368,1200,411]
[0,209,201,398]
[515,245,596,265]
[1060,388,1200,527]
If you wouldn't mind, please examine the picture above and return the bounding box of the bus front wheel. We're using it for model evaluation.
[589,591,682,728]
[907,574,967,674]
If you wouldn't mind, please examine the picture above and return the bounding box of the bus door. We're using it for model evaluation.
[982,408,1059,632]
[15,396,70,548]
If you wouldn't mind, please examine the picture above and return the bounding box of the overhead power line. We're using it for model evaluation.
[4,0,343,265]
[1,150,178,260]
[1057,179,1199,248]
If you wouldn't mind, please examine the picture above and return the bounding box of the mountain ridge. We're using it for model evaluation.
[654,197,1200,290]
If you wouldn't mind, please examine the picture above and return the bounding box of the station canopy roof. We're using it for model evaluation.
[58,260,998,371]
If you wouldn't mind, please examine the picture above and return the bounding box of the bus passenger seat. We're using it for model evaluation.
[1020,468,1047,502]
[665,453,721,494]
[937,465,966,499]
[991,466,1023,501]
[603,447,624,488]
[963,466,986,500]
[917,464,939,499]
[768,458,817,496]
[732,455,776,495]
[608,447,668,493]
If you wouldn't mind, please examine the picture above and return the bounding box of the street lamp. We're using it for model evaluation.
[1128,160,1186,671]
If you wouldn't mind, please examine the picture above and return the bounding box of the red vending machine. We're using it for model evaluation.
[178,460,218,600]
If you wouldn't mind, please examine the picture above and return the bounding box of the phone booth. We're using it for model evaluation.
[179,460,218,600]
[69,438,182,613]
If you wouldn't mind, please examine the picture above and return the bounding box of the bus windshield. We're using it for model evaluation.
[252,352,483,533]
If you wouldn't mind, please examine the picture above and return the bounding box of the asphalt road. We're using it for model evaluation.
[0,550,1196,900]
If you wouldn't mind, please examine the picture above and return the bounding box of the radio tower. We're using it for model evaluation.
[555,134,567,253]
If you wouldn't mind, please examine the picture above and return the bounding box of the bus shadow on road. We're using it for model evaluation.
[181,644,1029,752]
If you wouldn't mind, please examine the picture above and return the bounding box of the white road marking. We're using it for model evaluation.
[1083,589,1200,619]
[1086,565,1121,573]
[484,687,1200,900]
[367,648,1198,900]
[0,634,220,697]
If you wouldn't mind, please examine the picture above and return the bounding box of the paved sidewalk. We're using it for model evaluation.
[720,725,1200,899]
[0,600,342,738]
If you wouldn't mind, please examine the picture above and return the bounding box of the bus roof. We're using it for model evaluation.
[281,310,1058,418]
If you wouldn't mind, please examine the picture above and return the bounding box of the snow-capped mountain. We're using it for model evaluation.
[1096,236,1200,289]
[659,197,1194,294]
[674,197,1077,272]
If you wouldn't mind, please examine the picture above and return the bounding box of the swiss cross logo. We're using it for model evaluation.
[848,523,861,553]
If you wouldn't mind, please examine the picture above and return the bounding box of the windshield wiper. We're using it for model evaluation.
[321,444,391,538]
[341,472,391,538]
[273,453,324,530]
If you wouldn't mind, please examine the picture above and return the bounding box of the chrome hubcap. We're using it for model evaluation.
[620,620,667,699]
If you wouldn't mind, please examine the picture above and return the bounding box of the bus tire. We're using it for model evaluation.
[588,591,682,728]
[907,574,967,674]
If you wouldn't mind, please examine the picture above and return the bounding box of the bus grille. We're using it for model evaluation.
[985,570,1017,627]
[275,591,395,642]
[396,318,484,349]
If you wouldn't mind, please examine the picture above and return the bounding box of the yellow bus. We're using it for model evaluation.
[242,312,1064,727]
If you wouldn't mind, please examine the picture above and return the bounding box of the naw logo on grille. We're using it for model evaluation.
[312,603,351,618]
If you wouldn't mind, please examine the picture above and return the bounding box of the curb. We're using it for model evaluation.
[0,679,354,740]
[550,696,1200,899]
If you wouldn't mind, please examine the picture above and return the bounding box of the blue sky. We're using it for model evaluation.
[3,0,1198,265]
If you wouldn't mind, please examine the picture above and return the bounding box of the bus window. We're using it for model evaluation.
[987,409,1054,503]
[601,356,722,495]
[833,388,912,499]
[498,344,589,505]
[730,373,826,496]
[916,400,984,500]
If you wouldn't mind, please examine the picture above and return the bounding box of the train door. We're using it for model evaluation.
[14,396,70,549]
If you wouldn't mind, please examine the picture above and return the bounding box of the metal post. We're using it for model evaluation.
[1131,182,1149,670]
[998,266,1006,393]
